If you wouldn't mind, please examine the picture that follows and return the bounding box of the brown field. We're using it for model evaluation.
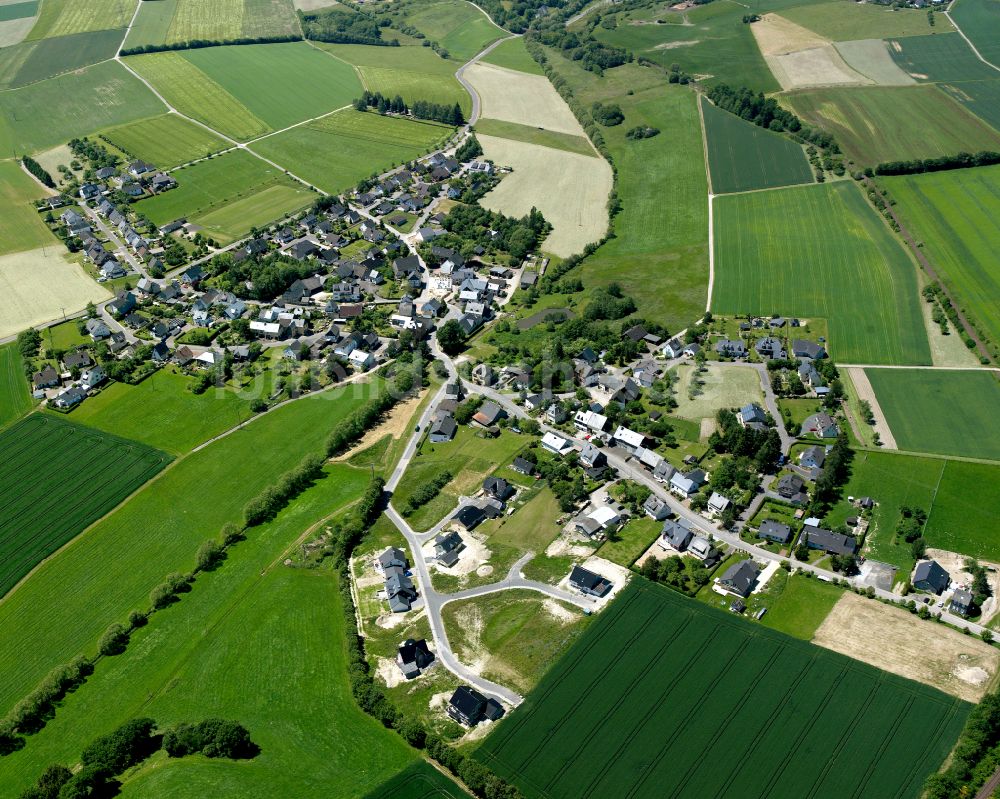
[752,13,869,89]
[464,61,585,136]
[813,592,999,702]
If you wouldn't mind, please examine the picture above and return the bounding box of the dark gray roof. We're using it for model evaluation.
[802,526,857,556]
[758,519,792,544]
[719,559,760,596]
[913,560,950,594]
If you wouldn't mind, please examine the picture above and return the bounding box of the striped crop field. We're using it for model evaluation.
[700,96,813,194]
[0,414,170,597]
[712,181,931,365]
[477,579,970,799]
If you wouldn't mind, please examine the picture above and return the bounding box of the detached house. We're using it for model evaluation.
[801,412,839,439]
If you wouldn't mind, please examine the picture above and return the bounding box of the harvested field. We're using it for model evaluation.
[478,578,971,799]
[750,12,827,56]
[478,134,611,257]
[767,45,869,89]
[813,592,999,702]
[464,62,585,136]
[0,15,35,47]
[0,248,109,339]
[835,38,916,85]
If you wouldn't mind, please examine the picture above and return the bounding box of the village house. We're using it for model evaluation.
[568,566,613,598]
[717,559,760,598]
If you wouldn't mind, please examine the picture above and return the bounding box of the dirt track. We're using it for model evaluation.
[844,367,898,449]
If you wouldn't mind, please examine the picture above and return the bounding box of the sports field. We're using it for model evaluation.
[71,369,253,456]
[884,164,1000,351]
[27,0,136,39]
[785,84,1000,165]
[712,181,930,365]
[700,97,813,194]
[543,55,708,330]
[322,42,471,115]
[136,149,312,243]
[780,1,950,39]
[887,32,997,82]
[0,159,55,254]
[0,465,419,798]
[100,113,229,169]
[950,0,1000,68]
[0,60,164,154]
[124,0,300,47]
[362,762,466,799]
[0,414,170,598]
[482,35,543,75]
[0,248,110,339]
[402,0,503,62]
[477,579,969,799]
[0,382,377,719]
[0,343,31,430]
[250,110,452,195]
[866,368,1000,461]
[0,27,126,89]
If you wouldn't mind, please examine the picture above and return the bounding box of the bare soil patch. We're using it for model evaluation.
[766,46,870,89]
[333,389,425,459]
[845,367,897,449]
[751,13,828,56]
[812,592,999,701]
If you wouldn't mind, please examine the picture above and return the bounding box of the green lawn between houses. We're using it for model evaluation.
[476,577,969,799]
[711,181,931,365]
[0,381,378,722]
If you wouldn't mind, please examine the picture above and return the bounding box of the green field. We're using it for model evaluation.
[887,32,997,82]
[924,458,1000,559]
[70,370,253,456]
[784,84,1000,166]
[0,60,164,155]
[124,0,300,47]
[0,414,170,598]
[700,97,813,194]
[101,113,229,169]
[941,78,1000,133]
[27,0,135,39]
[0,28,126,89]
[0,466,418,797]
[594,0,779,93]
[0,343,31,429]
[251,109,452,195]
[477,578,969,799]
[362,761,466,799]
[135,149,313,242]
[867,368,1000,461]
[884,164,1000,352]
[780,1,950,39]
[950,0,1000,68]
[0,2,37,23]
[543,55,708,331]
[475,118,594,156]
[758,572,844,639]
[323,42,471,115]
[712,181,931,365]
[402,0,503,62]
[181,43,361,130]
[0,159,56,254]
[0,382,376,718]
[481,35,543,75]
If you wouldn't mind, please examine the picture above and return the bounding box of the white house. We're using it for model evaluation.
[349,350,375,370]
[80,366,106,389]
[541,432,574,457]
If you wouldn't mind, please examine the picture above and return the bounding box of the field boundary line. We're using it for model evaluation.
[946,0,1000,73]
[844,366,897,449]
[243,103,354,145]
[697,94,713,195]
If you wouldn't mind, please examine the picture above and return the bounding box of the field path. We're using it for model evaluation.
[844,366,897,449]
[946,0,1000,72]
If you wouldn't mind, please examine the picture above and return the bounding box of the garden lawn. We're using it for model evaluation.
[884,164,1000,355]
[595,0,780,93]
[322,42,471,115]
[482,35,543,75]
[180,42,362,131]
[478,487,562,554]
[759,572,843,639]
[135,149,312,242]
[402,0,503,62]
[598,517,660,567]
[780,2,950,39]
[0,159,55,254]
[69,370,254,456]
[701,97,813,194]
[711,181,931,365]
[0,414,171,599]
[784,84,1000,166]
[867,368,1000,461]
[0,60,164,155]
[0,343,31,430]
[0,381,377,718]
[476,577,969,799]
[362,762,466,799]
[0,465,413,797]
[543,55,709,331]
[100,114,229,169]
[950,0,1000,68]
[250,109,452,195]
[27,0,136,39]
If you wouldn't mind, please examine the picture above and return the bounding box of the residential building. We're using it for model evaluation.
[951,589,974,617]
[452,504,486,532]
[670,469,706,498]
[688,536,716,561]
[737,403,767,429]
[913,560,950,594]
[643,494,671,521]
[792,339,826,360]
[397,639,434,680]
[483,476,514,501]
[800,525,857,556]
[759,519,792,544]
[660,518,694,551]
[717,559,761,598]
[511,456,534,476]
[801,412,839,439]
[435,530,466,566]
[429,415,456,443]
[471,400,506,428]
[612,425,647,454]
[707,492,731,516]
[384,566,417,612]
[569,566,613,597]
[541,432,574,457]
